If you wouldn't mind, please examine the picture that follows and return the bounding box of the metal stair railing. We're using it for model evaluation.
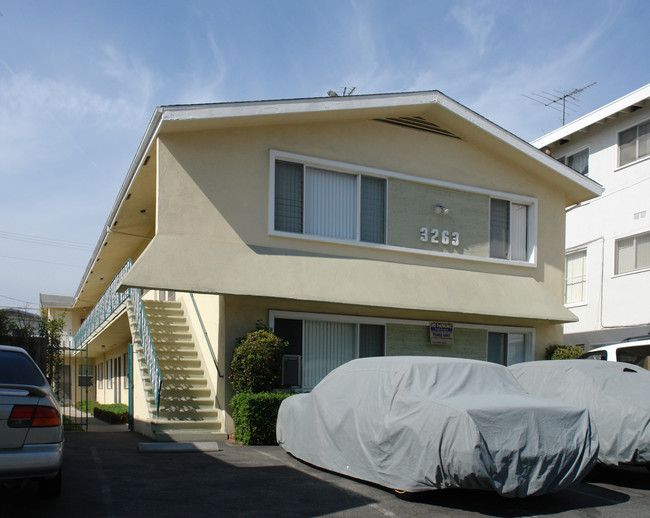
[72,258,163,416]
[129,287,163,416]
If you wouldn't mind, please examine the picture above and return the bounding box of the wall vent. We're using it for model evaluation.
[374,116,460,139]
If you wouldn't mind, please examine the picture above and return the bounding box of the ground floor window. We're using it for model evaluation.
[273,316,385,389]
[98,362,103,389]
[487,332,529,366]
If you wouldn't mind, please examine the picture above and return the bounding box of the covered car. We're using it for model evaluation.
[509,359,650,466]
[277,356,598,497]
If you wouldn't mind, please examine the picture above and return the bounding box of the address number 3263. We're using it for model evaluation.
[419,227,460,246]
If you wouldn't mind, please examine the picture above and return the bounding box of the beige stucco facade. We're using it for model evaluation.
[42,92,601,439]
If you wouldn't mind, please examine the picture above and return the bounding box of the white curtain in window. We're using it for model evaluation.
[565,251,586,304]
[305,167,356,240]
[510,203,528,261]
[635,233,650,270]
[507,334,526,366]
[303,320,356,388]
[617,237,636,274]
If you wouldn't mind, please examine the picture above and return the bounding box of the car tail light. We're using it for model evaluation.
[32,406,61,427]
[8,405,61,427]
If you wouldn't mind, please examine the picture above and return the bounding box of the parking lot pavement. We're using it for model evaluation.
[2,430,649,518]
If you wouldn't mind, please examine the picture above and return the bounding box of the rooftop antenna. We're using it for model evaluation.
[524,82,596,125]
[327,87,356,97]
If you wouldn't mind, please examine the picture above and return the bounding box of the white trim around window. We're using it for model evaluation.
[269,150,538,267]
[270,310,535,382]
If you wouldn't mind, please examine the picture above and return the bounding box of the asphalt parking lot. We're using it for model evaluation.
[2,428,649,518]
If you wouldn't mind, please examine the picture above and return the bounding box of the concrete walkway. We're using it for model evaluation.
[62,406,129,432]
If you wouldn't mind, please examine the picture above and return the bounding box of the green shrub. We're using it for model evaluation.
[229,326,286,394]
[93,403,129,424]
[545,344,584,360]
[230,392,292,445]
[75,400,100,413]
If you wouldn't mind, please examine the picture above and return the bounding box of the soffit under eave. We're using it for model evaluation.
[118,235,577,325]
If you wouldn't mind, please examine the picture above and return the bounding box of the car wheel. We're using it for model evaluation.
[38,470,61,498]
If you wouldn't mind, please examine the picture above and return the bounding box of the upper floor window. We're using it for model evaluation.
[565,250,586,304]
[559,148,589,176]
[619,121,650,167]
[616,231,650,274]
[274,159,386,244]
[489,199,529,261]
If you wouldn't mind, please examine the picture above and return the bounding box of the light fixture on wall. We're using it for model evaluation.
[435,204,449,215]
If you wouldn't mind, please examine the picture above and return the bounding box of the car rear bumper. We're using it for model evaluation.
[0,442,63,480]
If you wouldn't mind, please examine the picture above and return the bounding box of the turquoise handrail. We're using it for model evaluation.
[73,259,163,415]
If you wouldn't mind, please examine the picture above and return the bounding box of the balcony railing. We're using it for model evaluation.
[74,260,132,349]
[73,258,162,414]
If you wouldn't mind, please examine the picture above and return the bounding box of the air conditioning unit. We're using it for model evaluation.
[282,355,302,387]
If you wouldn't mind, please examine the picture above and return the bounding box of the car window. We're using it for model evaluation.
[0,350,46,386]
[617,345,650,368]
[582,351,608,361]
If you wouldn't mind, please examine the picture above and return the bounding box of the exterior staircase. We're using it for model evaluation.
[132,300,225,442]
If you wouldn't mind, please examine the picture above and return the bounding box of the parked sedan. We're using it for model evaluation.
[277,356,598,498]
[0,345,64,497]
[509,359,650,467]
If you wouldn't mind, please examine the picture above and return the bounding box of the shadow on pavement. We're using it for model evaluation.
[584,463,650,491]
[2,431,378,518]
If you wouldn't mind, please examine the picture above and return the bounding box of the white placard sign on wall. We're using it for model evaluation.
[429,322,454,345]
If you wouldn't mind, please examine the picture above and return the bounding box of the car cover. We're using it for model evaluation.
[509,359,650,466]
[277,357,598,497]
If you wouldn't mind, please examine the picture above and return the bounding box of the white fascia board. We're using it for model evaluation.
[532,83,650,149]
[158,91,446,122]
[434,94,603,198]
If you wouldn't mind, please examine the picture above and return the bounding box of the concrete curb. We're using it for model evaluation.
[137,441,222,453]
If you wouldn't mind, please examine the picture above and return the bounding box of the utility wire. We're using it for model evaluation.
[0,230,94,251]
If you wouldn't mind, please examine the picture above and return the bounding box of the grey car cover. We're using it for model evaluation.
[277,357,598,497]
[509,359,650,466]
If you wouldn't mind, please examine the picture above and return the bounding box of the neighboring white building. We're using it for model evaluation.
[533,84,650,348]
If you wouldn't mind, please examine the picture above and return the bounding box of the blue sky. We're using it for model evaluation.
[1,0,649,313]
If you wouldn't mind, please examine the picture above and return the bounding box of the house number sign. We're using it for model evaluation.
[419,227,460,246]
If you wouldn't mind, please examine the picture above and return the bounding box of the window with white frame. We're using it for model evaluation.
[616,231,650,274]
[273,159,387,244]
[565,250,587,304]
[489,198,529,261]
[487,332,530,366]
[106,358,113,389]
[559,149,589,176]
[619,121,650,167]
[97,362,103,389]
[273,316,385,389]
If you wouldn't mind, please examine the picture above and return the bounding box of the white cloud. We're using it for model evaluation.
[449,1,496,57]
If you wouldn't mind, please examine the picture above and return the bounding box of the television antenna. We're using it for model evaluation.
[327,87,356,97]
[524,82,596,125]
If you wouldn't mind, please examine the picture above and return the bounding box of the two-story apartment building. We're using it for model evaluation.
[42,91,600,440]
[533,84,650,348]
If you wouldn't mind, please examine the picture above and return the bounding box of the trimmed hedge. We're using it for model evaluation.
[93,403,129,424]
[545,344,584,360]
[229,328,286,394]
[230,392,292,445]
